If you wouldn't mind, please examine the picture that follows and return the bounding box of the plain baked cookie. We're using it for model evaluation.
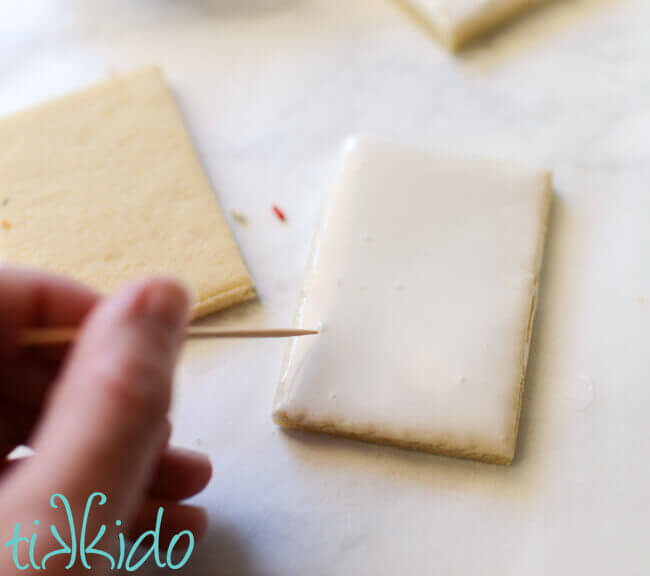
[273,135,551,465]
[0,67,255,318]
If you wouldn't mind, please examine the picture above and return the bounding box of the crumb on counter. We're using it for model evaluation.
[1,220,10,230]
[231,210,248,226]
[272,205,287,223]
[1,198,8,207]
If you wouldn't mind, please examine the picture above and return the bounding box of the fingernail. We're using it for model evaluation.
[140,280,191,340]
[177,446,212,465]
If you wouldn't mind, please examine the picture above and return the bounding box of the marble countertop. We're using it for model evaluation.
[1,0,648,574]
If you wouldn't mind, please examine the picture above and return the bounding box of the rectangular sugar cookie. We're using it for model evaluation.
[274,135,551,464]
[397,0,547,50]
[0,67,255,318]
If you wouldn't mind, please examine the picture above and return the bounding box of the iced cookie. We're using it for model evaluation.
[397,0,547,50]
[273,135,551,464]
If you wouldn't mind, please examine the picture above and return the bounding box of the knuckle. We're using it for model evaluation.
[97,349,171,422]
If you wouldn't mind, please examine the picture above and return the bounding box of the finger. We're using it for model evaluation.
[0,352,56,408]
[0,358,49,403]
[0,404,40,456]
[0,349,70,461]
[0,267,98,356]
[0,271,98,463]
[128,499,208,549]
[149,447,212,501]
[0,450,32,473]
[22,278,190,526]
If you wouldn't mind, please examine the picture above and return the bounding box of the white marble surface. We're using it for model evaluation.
[1,0,649,574]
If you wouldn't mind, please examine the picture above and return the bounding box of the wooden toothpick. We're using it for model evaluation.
[20,327,318,347]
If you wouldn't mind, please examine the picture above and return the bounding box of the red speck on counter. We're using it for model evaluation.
[272,205,286,222]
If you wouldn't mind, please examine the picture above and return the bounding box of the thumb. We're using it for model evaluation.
[17,278,190,526]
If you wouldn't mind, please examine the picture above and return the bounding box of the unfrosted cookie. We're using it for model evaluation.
[0,67,254,318]
[397,0,547,50]
[273,136,551,464]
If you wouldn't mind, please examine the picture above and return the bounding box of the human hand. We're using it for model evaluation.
[0,268,212,574]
